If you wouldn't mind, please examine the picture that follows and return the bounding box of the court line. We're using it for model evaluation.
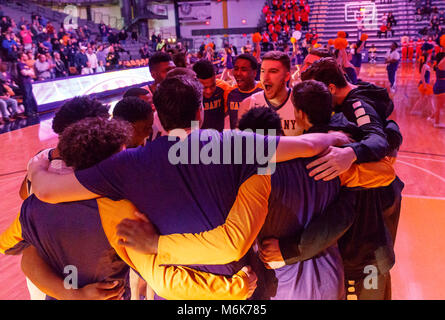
[399,150,445,158]
[0,170,27,177]
[402,194,445,201]
[397,160,445,183]
[397,155,445,163]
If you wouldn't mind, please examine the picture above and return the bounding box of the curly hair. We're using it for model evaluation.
[52,96,110,135]
[238,106,284,136]
[58,117,132,170]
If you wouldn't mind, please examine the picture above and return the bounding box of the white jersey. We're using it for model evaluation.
[26,148,73,195]
[248,89,301,136]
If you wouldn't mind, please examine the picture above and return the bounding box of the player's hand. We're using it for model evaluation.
[239,266,257,299]
[116,210,159,254]
[307,146,357,181]
[72,281,125,300]
[328,130,354,146]
[258,238,285,269]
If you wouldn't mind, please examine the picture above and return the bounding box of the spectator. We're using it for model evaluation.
[118,30,128,44]
[378,24,388,38]
[96,45,108,66]
[19,25,33,52]
[26,51,36,72]
[53,52,68,78]
[96,60,106,73]
[1,17,11,34]
[140,43,150,59]
[46,22,54,36]
[0,77,20,123]
[151,33,158,51]
[17,52,37,117]
[387,22,395,37]
[74,46,88,73]
[17,17,26,30]
[86,47,98,72]
[2,32,18,59]
[0,62,20,95]
[37,42,49,56]
[42,36,53,53]
[387,12,397,27]
[45,52,56,79]
[34,54,52,80]
[81,61,94,75]
[416,8,423,22]
[106,45,119,70]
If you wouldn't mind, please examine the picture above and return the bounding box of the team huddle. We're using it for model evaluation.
[0,49,404,300]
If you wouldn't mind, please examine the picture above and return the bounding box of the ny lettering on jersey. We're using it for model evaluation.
[248,89,302,136]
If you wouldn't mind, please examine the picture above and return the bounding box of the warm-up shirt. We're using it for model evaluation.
[0,195,253,300]
[74,130,279,299]
[1,195,131,300]
[151,151,395,299]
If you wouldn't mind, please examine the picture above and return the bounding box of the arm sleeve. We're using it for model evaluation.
[96,198,250,300]
[156,174,272,265]
[345,100,390,163]
[280,188,357,264]
[0,212,27,255]
[339,157,395,188]
[384,120,403,155]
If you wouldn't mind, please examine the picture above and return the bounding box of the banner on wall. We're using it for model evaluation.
[32,67,153,111]
[178,1,211,22]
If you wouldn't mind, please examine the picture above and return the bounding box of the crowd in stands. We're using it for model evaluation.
[378,11,397,38]
[261,0,311,51]
[0,5,165,122]
[416,4,445,39]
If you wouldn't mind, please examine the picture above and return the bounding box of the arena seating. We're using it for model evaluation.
[309,0,444,62]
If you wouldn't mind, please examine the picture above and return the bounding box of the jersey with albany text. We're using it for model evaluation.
[248,89,301,136]
[226,83,263,129]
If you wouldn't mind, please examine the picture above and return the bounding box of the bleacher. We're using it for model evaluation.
[309,0,445,62]
[0,0,154,61]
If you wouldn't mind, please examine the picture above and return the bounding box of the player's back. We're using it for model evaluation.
[251,158,344,300]
[19,195,130,300]
[76,129,277,278]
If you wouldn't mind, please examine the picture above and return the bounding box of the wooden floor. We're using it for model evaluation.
[0,63,444,300]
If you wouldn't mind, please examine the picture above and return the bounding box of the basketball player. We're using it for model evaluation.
[27,75,350,299]
[112,97,154,148]
[120,96,395,300]
[143,52,176,140]
[2,116,258,300]
[192,59,232,131]
[301,60,405,299]
[238,51,300,136]
[225,53,263,129]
